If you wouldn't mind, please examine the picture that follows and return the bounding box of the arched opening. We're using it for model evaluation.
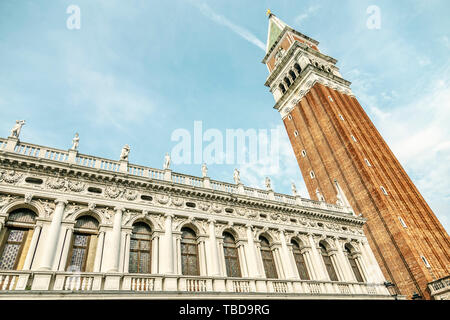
[319,242,338,281]
[284,77,291,87]
[0,208,37,270]
[345,244,364,282]
[129,222,152,274]
[259,236,278,279]
[279,83,286,94]
[289,70,297,81]
[294,63,302,74]
[181,227,199,276]
[291,240,310,280]
[223,232,241,277]
[66,215,99,272]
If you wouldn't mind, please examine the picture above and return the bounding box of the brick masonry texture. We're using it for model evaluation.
[283,82,450,299]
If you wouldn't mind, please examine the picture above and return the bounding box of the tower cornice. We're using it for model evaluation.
[262,26,320,64]
[272,65,352,118]
[264,40,338,88]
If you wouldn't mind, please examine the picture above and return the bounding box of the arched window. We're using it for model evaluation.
[223,232,241,277]
[129,222,152,274]
[66,215,99,272]
[181,227,199,276]
[345,244,364,282]
[292,240,310,280]
[279,83,286,94]
[0,208,37,270]
[284,77,291,87]
[289,70,297,81]
[260,236,278,279]
[319,243,338,281]
[294,63,302,74]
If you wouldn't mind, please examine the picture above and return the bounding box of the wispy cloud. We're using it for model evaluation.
[294,5,321,25]
[187,0,265,51]
[366,64,450,231]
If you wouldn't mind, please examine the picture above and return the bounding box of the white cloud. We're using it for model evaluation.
[188,0,265,51]
[294,5,321,25]
[369,65,450,232]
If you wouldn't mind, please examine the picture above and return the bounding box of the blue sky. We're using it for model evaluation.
[0,0,449,230]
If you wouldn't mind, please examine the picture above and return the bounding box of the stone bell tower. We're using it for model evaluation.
[262,12,449,299]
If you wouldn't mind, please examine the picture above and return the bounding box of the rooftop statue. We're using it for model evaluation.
[120,144,130,161]
[10,120,25,138]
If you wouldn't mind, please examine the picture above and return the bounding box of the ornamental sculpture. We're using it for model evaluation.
[265,177,271,190]
[233,168,241,184]
[291,182,297,196]
[120,144,130,161]
[10,120,25,138]
[201,163,208,178]
[71,133,80,150]
[163,152,171,169]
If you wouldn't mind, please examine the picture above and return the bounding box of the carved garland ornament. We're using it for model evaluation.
[0,170,22,184]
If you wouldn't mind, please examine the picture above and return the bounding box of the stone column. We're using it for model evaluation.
[245,225,260,277]
[39,199,67,270]
[272,246,285,279]
[57,226,73,271]
[107,207,123,272]
[22,224,42,270]
[93,230,105,272]
[279,230,296,279]
[302,248,317,280]
[160,214,174,274]
[151,233,160,274]
[334,238,355,281]
[208,219,221,276]
[123,232,131,273]
[307,234,327,280]
[355,254,369,282]
[198,237,208,276]
[237,242,248,277]
[329,251,344,281]
[360,240,385,283]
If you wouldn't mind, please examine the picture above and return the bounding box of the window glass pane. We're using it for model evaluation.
[139,252,150,273]
[0,229,27,270]
[67,234,89,272]
[130,239,139,250]
[0,243,21,270]
[129,252,138,273]
[68,247,86,272]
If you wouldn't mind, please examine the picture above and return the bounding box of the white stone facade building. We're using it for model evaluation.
[0,134,394,299]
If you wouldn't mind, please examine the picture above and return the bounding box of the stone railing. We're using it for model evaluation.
[0,271,392,298]
[0,136,353,216]
[428,276,450,300]
[0,271,31,291]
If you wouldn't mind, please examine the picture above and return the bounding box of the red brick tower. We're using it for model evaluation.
[262,12,449,299]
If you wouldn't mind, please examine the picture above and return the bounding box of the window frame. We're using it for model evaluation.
[222,232,241,278]
[129,223,152,274]
[259,237,278,279]
[180,227,200,276]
